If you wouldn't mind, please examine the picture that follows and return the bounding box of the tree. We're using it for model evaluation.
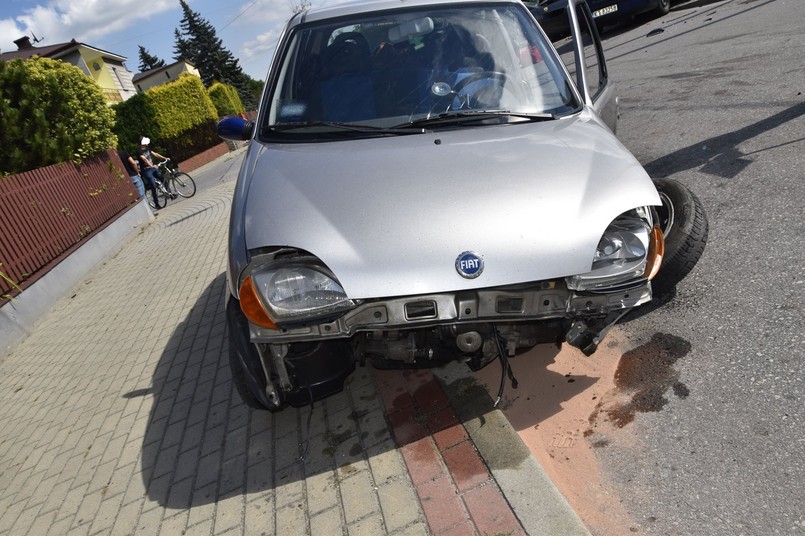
[0,57,117,175]
[172,0,256,108]
[138,46,166,72]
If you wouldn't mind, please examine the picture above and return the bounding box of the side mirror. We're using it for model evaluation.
[217,116,254,141]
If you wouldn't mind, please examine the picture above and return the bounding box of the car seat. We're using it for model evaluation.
[320,32,376,122]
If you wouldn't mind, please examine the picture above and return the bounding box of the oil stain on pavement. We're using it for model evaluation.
[590,333,691,430]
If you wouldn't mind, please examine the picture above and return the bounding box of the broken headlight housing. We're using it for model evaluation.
[567,208,657,292]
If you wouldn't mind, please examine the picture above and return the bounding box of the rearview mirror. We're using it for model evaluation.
[217,116,254,141]
[388,17,434,43]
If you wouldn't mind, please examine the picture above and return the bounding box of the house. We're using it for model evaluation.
[1,36,137,104]
[132,60,201,93]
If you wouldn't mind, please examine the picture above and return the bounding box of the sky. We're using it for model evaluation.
[0,0,340,81]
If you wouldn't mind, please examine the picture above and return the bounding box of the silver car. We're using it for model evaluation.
[218,0,707,411]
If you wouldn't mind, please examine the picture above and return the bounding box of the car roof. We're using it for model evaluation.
[295,0,521,25]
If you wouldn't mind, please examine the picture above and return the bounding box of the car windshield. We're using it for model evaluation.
[261,2,580,139]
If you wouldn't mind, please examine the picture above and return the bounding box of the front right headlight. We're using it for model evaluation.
[567,209,657,292]
[240,260,355,328]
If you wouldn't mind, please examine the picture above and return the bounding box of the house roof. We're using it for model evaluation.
[0,37,127,63]
[132,60,197,84]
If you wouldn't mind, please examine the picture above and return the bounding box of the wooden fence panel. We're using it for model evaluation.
[0,150,139,301]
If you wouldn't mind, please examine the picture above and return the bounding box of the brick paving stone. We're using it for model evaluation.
[9,505,42,536]
[213,495,244,534]
[276,503,308,536]
[340,468,381,524]
[134,505,163,536]
[28,511,56,536]
[305,470,339,516]
[436,520,476,536]
[187,483,216,527]
[349,512,385,536]
[399,437,443,486]
[432,421,468,452]
[389,405,428,445]
[88,494,124,535]
[66,522,91,536]
[245,494,275,534]
[462,483,526,536]
[440,441,490,493]
[396,520,431,536]
[219,454,247,496]
[46,516,73,536]
[186,519,213,536]
[160,511,190,536]
[310,506,343,535]
[415,475,467,535]
[366,441,407,486]
[110,503,140,536]
[376,478,423,532]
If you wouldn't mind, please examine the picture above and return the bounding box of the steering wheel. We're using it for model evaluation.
[450,71,511,109]
[424,71,515,116]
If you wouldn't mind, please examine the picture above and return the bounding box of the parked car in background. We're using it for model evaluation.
[217,0,707,412]
[526,0,671,40]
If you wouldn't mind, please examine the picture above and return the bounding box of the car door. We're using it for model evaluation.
[560,0,619,133]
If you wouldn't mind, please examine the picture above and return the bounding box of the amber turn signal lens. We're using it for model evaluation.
[643,226,665,281]
[239,276,277,329]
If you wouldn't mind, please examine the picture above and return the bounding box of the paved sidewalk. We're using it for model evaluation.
[0,177,589,535]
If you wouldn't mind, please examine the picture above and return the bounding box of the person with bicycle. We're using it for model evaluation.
[137,137,176,199]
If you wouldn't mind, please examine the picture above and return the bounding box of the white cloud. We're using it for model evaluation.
[241,29,282,62]
[0,19,25,54]
[1,0,175,53]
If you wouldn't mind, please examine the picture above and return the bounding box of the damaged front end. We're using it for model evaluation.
[229,208,663,411]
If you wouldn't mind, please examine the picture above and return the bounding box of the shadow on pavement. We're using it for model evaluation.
[138,273,397,508]
[644,100,805,179]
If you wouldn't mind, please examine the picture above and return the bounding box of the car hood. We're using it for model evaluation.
[234,116,660,299]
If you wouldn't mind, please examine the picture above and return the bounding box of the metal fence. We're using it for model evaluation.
[0,149,139,303]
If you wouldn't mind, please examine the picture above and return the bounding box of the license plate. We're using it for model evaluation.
[592,4,618,18]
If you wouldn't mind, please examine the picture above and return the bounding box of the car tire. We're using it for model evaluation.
[654,0,671,16]
[651,178,708,296]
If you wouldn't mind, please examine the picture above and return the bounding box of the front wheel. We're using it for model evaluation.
[651,178,708,295]
[148,188,167,209]
[653,0,671,16]
[171,172,196,198]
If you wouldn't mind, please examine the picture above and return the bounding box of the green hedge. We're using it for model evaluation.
[208,81,245,117]
[111,93,158,154]
[113,73,220,163]
[0,57,117,175]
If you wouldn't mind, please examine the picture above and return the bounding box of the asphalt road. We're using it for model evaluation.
[589,0,805,534]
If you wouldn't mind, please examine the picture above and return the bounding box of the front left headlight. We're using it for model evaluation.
[567,210,654,292]
[241,261,355,327]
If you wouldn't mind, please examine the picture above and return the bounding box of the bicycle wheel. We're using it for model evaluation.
[171,172,196,198]
[148,188,168,210]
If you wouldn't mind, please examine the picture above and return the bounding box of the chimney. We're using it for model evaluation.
[14,36,33,50]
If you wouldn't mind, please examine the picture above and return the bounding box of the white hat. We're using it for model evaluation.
[141,137,150,145]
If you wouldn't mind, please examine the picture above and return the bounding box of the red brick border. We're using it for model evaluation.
[178,142,230,173]
[373,368,526,536]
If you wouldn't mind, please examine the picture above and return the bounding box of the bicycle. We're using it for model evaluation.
[157,159,196,199]
[145,158,197,210]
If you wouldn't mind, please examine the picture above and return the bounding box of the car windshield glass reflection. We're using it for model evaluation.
[262,4,579,139]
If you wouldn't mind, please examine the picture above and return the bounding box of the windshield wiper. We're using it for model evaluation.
[396,110,555,128]
[267,121,425,135]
